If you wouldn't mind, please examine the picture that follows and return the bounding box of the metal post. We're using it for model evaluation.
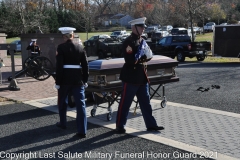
[8,50,20,91]
[0,68,2,84]
[0,44,19,90]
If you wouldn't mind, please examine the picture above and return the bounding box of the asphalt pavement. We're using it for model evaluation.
[154,62,240,113]
[1,103,213,160]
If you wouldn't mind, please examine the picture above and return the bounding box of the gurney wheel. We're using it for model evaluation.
[161,100,167,108]
[107,112,112,121]
[91,109,96,117]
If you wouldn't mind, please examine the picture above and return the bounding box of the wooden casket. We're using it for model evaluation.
[86,55,179,92]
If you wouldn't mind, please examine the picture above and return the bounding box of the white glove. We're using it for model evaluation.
[55,85,60,89]
[84,83,88,88]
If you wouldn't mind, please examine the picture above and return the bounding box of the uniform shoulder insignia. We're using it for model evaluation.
[126,45,133,54]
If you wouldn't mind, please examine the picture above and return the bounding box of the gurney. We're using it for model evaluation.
[86,55,179,121]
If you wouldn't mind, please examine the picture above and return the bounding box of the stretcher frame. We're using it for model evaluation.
[86,77,179,121]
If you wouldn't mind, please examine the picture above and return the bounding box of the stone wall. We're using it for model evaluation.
[0,33,7,58]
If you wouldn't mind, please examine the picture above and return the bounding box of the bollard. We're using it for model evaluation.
[0,44,19,90]
[8,49,20,91]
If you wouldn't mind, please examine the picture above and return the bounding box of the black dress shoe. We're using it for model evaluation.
[116,127,126,134]
[76,133,86,138]
[147,126,164,131]
[56,122,66,129]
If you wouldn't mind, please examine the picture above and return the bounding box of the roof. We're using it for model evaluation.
[110,14,127,19]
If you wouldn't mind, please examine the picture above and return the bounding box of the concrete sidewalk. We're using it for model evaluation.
[24,96,240,160]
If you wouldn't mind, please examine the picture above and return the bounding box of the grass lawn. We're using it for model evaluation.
[185,56,240,63]
[6,37,20,43]
[195,32,213,42]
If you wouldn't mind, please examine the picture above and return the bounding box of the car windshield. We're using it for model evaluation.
[206,22,215,25]
[146,27,155,31]
[99,35,109,39]
[171,29,179,34]
[11,40,19,44]
[88,36,99,40]
[161,26,167,30]
[111,32,121,36]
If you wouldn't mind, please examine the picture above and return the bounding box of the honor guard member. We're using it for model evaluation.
[116,17,164,133]
[55,27,89,138]
[26,39,41,56]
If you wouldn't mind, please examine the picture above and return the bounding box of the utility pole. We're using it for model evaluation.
[187,0,194,42]
[85,0,89,40]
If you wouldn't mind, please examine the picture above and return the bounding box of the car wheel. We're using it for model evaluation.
[177,51,185,62]
[197,56,205,61]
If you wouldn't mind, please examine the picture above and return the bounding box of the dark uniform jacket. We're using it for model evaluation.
[119,33,149,84]
[56,39,89,86]
[26,45,41,55]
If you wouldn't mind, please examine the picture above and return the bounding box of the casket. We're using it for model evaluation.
[86,55,179,92]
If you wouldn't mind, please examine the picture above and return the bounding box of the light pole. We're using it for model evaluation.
[85,0,89,40]
[163,0,168,26]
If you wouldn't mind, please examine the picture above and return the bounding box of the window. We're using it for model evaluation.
[166,37,172,44]
[159,38,166,45]
[178,30,188,34]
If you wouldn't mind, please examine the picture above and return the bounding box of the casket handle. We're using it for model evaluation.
[88,81,98,85]
[148,74,173,79]
[106,80,121,84]
[88,80,121,86]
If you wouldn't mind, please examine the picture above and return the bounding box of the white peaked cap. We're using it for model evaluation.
[31,39,37,42]
[128,17,147,26]
[58,27,76,34]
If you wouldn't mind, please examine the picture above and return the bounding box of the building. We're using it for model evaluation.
[108,14,133,28]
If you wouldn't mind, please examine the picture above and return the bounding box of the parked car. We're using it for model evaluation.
[10,40,21,53]
[171,27,195,41]
[73,34,83,46]
[161,25,173,32]
[220,23,227,25]
[204,22,216,32]
[83,35,110,46]
[141,33,148,40]
[110,30,128,40]
[194,27,203,34]
[120,33,130,41]
[148,35,211,62]
[151,31,163,42]
[83,36,122,59]
[145,26,158,37]
[145,29,168,45]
